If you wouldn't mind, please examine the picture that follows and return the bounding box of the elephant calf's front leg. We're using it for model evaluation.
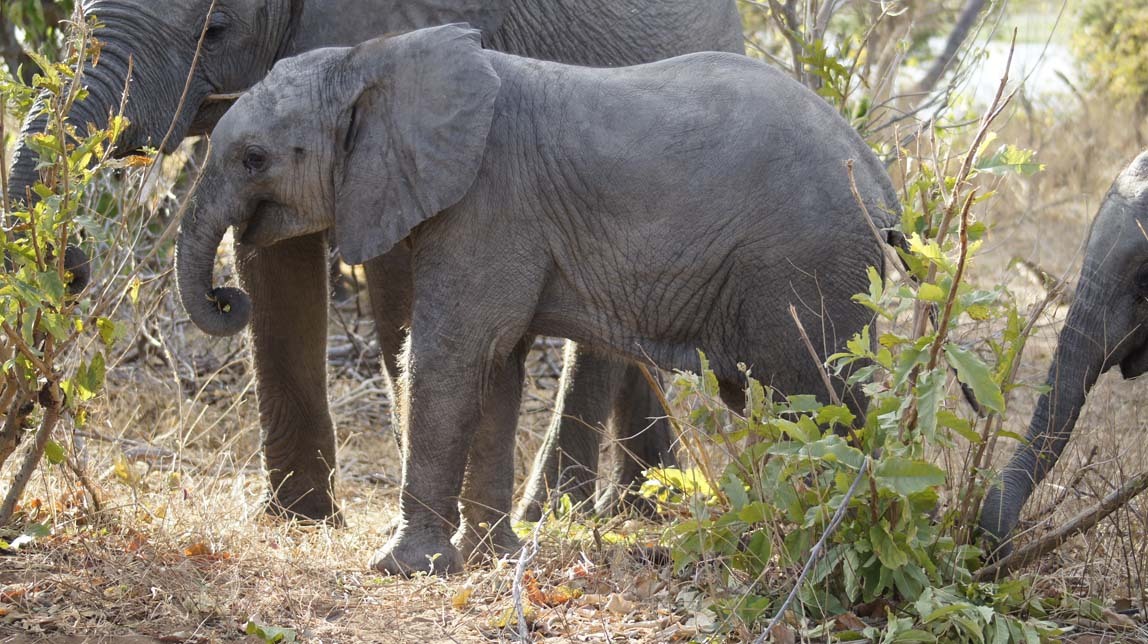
[371,328,512,576]
[239,232,341,524]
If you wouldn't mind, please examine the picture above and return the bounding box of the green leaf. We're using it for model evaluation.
[944,344,1005,413]
[74,352,106,401]
[817,404,856,430]
[869,522,908,569]
[44,440,66,465]
[96,317,117,346]
[245,620,297,644]
[874,457,946,496]
[917,283,946,303]
[916,369,945,441]
[975,144,1045,177]
[889,630,939,643]
[938,410,979,443]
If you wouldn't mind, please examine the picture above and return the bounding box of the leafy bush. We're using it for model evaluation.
[0,12,126,526]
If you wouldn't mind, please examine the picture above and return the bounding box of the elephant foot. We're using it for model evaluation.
[454,519,521,566]
[370,528,463,576]
[264,488,344,527]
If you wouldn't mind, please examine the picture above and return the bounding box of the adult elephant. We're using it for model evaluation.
[979,151,1148,556]
[7,0,744,532]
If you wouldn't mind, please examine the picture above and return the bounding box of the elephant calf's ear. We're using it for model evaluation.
[334,25,501,265]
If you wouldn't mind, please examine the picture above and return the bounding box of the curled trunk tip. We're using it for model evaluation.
[196,287,252,337]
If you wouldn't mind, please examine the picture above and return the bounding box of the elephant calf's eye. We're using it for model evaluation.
[243,147,269,174]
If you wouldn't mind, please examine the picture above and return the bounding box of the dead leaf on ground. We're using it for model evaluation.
[451,587,473,610]
[603,592,637,616]
[183,541,230,562]
[836,611,868,631]
[769,622,797,644]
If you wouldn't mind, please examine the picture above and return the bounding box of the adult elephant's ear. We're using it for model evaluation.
[334,25,501,265]
[274,0,307,60]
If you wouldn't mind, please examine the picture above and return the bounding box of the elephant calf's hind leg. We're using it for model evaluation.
[454,337,531,565]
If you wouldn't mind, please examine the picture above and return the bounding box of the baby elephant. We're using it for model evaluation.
[176,24,900,575]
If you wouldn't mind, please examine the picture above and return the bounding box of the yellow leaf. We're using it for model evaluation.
[451,587,473,610]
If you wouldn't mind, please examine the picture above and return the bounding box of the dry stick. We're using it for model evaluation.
[787,303,842,408]
[64,453,102,514]
[511,508,547,643]
[0,321,51,376]
[925,190,977,372]
[1,87,10,219]
[754,456,871,644]
[0,385,62,524]
[845,160,907,286]
[973,471,1148,581]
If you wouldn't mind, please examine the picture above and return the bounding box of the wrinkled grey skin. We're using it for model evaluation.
[8,0,744,529]
[176,25,901,575]
[980,151,1148,558]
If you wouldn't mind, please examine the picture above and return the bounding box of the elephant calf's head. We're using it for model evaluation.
[175,24,502,336]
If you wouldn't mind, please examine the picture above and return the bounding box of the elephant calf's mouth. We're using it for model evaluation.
[236,201,283,246]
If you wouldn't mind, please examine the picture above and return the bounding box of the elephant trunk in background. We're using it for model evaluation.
[7,12,189,206]
[979,278,1112,552]
[175,174,252,337]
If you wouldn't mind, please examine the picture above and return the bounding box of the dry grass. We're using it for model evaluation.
[0,287,700,642]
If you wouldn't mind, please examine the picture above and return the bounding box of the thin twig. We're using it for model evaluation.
[787,304,841,407]
[845,160,906,285]
[511,509,546,642]
[926,190,977,371]
[755,457,870,643]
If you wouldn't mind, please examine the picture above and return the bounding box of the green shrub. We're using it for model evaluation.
[638,99,1080,640]
[0,12,124,525]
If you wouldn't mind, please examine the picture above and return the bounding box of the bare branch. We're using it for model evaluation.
[915,0,989,95]
[974,471,1148,581]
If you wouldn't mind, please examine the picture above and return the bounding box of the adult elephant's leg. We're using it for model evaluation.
[454,337,531,565]
[515,342,611,522]
[238,232,340,523]
[363,245,414,439]
[596,364,675,516]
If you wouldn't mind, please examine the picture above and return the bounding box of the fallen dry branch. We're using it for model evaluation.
[974,470,1148,581]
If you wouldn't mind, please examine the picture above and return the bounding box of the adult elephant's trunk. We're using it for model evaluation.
[6,92,109,293]
[175,177,252,337]
[6,27,150,206]
[7,25,176,294]
[979,277,1114,552]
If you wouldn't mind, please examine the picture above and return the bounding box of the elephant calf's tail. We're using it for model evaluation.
[888,230,986,417]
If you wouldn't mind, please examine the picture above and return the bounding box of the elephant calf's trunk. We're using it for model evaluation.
[188,286,253,337]
[176,203,253,337]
